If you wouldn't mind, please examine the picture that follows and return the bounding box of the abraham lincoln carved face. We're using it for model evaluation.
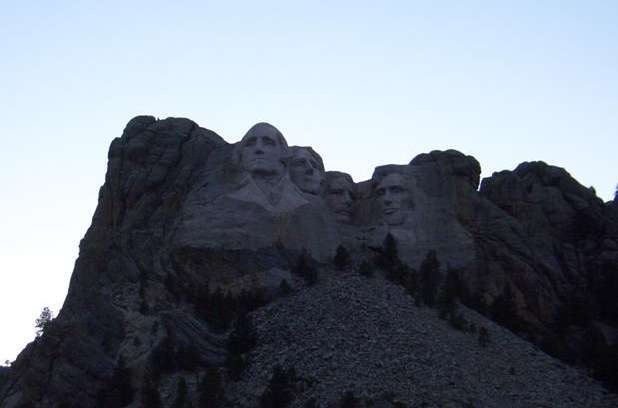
[375,172,409,226]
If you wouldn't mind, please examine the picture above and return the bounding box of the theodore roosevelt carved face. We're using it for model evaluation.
[289,146,324,195]
[325,172,356,224]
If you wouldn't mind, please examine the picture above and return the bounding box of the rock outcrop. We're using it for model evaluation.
[1,117,616,407]
[230,272,616,407]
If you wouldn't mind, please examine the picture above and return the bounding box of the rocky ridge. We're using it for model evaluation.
[0,116,616,407]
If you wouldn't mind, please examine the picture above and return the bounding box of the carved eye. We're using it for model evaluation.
[391,186,404,194]
[263,137,275,146]
[245,136,257,147]
[310,161,318,169]
[376,188,385,196]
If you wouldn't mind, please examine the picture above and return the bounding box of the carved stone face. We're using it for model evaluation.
[326,177,355,223]
[240,126,285,176]
[290,148,324,195]
[376,173,407,225]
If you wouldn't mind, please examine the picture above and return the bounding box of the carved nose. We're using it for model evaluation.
[344,193,352,205]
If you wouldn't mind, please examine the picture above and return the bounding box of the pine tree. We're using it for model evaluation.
[177,343,199,371]
[196,280,211,319]
[375,233,411,285]
[260,365,297,408]
[379,233,399,273]
[35,307,53,337]
[99,356,133,407]
[419,250,442,307]
[334,245,351,271]
[303,398,319,408]
[339,391,360,408]
[437,268,460,320]
[478,326,490,347]
[226,315,257,380]
[383,233,398,265]
[205,288,232,331]
[358,260,374,278]
[0,367,7,391]
[199,367,224,408]
[139,270,149,314]
[229,315,257,355]
[141,378,162,408]
[279,279,292,296]
[294,250,318,285]
[165,272,178,300]
[400,264,418,297]
[391,261,413,287]
[171,378,188,408]
[151,335,176,374]
[448,312,470,332]
[491,284,521,331]
[197,283,268,333]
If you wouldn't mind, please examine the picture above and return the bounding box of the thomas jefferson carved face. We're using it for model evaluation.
[290,147,324,195]
[239,123,288,177]
[326,175,355,223]
[375,173,407,225]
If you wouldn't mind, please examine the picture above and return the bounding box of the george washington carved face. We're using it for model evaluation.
[289,146,324,195]
[229,123,309,212]
[238,122,289,177]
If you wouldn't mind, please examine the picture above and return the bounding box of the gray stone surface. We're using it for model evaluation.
[1,117,617,407]
[228,272,618,407]
[289,146,325,195]
[324,171,356,225]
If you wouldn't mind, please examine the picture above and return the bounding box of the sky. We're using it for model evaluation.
[1,1,617,363]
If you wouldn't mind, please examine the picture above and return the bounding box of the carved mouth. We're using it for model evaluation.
[336,209,352,216]
[384,208,399,215]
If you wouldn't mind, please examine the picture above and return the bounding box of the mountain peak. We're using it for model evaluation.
[1,116,616,407]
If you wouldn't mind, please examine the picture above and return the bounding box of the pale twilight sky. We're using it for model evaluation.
[1,1,616,363]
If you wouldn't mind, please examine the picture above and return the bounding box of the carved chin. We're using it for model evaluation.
[298,179,321,194]
[384,211,405,226]
[301,186,320,195]
[334,210,352,223]
[247,161,282,175]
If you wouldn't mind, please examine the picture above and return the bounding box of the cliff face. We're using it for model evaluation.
[1,117,616,407]
[475,163,618,335]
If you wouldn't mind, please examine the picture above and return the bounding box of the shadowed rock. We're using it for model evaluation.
[2,117,617,407]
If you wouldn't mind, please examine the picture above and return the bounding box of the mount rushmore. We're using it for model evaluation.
[1,116,617,407]
[176,121,475,271]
